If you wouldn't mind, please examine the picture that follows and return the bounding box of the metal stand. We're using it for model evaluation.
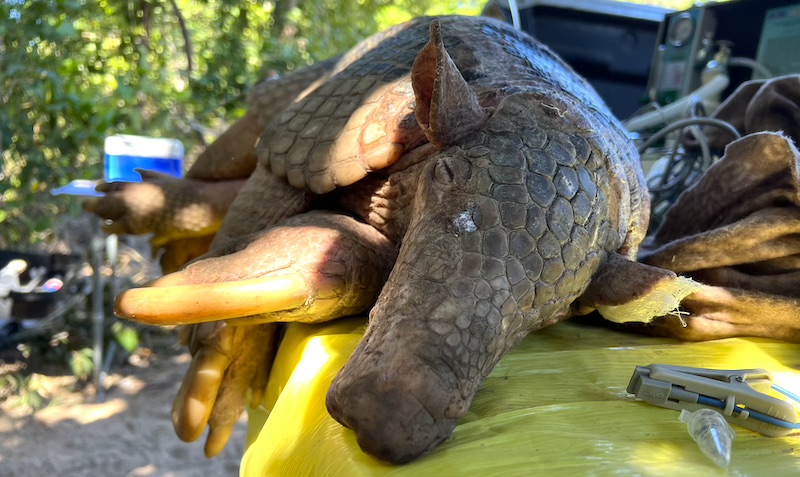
[91,218,106,400]
[51,183,119,401]
[90,218,118,401]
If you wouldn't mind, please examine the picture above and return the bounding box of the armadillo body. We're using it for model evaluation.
[317,16,649,463]
[116,15,649,464]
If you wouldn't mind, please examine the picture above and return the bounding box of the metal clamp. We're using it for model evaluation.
[627,364,799,437]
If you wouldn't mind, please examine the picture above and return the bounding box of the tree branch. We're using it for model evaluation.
[141,0,152,48]
[168,0,193,74]
[271,0,299,39]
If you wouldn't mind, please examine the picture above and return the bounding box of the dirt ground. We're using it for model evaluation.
[0,346,248,477]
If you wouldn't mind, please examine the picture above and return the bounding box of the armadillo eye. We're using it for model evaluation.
[433,156,471,188]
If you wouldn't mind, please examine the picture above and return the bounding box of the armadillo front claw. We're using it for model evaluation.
[172,322,277,457]
[114,272,313,325]
[171,323,232,442]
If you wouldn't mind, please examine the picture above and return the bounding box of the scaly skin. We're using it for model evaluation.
[325,76,643,463]
[188,58,340,181]
[115,16,648,463]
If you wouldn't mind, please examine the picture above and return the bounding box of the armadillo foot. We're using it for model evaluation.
[171,322,277,457]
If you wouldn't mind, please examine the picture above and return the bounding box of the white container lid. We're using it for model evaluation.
[104,134,184,159]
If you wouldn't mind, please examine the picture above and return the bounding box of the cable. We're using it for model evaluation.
[697,395,800,430]
[636,117,741,154]
[773,384,800,404]
[643,115,741,230]
[689,124,711,172]
[729,57,773,79]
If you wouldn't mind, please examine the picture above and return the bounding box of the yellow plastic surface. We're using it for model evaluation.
[241,317,800,476]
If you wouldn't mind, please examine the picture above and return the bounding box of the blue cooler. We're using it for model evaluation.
[104,135,184,183]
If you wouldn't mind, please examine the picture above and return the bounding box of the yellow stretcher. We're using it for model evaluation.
[241,317,800,476]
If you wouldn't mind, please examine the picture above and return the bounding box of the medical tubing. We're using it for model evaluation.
[507,0,521,30]
[696,395,800,429]
[772,384,800,404]
[623,74,730,132]
[635,117,741,154]
[729,57,773,79]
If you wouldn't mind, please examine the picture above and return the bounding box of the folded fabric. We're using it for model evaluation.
[636,132,800,341]
[687,75,800,150]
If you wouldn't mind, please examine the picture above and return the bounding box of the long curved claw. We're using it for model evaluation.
[115,273,312,325]
[171,323,232,442]
[171,322,278,457]
[203,326,274,457]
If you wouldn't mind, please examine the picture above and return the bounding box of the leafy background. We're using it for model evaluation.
[0,0,701,249]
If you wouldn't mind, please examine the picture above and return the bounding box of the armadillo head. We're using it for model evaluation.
[326,20,637,464]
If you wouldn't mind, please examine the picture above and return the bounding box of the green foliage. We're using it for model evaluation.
[0,373,46,409]
[67,346,94,380]
[0,0,481,249]
[111,321,140,353]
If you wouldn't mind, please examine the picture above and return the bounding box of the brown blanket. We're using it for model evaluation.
[691,75,800,150]
[632,75,800,341]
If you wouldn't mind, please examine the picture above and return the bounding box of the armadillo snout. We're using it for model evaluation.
[326,344,468,464]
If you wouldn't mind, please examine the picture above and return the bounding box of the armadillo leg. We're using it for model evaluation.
[184,110,263,181]
[115,211,397,326]
[575,253,701,326]
[578,254,800,342]
[209,163,316,249]
[634,286,800,342]
[186,58,337,181]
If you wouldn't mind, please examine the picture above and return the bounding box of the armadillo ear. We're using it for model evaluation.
[412,20,488,148]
